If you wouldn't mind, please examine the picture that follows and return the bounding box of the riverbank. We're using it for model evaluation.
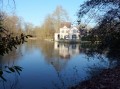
[71,66,120,89]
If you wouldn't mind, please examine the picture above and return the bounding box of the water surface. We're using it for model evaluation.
[0,40,116,89]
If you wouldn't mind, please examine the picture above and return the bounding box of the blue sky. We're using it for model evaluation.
[3,0,86,26]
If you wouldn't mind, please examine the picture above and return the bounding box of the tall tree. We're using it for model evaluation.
[39,6,70,39]
[52,6,70,32]
[42,14,55,39]
[2,13,23,36]
[24,22,34,35]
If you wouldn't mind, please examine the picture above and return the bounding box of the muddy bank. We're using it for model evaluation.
[71,66,120,89]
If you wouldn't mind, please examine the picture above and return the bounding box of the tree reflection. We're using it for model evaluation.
[0,40,118,89]
[25,40,82,72]
[0,45,23,89]
[49,42,81,72]
[83,43,120,65]
[82,43,120,80]
[0,70,22,89]
[0,46,22,64]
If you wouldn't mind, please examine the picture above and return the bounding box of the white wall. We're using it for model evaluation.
[54,26,80,40]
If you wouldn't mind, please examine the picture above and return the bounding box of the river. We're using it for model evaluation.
[0,40,117,89]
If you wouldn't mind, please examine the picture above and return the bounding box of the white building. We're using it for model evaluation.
[54,25,80,41]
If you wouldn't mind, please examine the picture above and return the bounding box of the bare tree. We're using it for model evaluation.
[52,5,70,32]
[0,0,15,9]
[41,14,55,39]
[2,13,23,36]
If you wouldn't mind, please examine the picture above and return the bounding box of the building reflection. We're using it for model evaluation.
[54,42,80,59]
[51,42,81,72]
[0,40,96,73]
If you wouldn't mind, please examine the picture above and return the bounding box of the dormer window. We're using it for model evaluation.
[73,29,77,33]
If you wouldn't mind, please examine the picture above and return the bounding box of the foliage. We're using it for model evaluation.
[0,0,27,83]
[0,11,29,81]
[0,28,30,56]
[78,0,120,51]
[2,13,23,36]
[77,0,120,23]
[81,35,99,41]
[0,12,31,56]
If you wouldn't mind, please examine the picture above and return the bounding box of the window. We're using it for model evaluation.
[57,44,59,48]
[72,35,77,39]
[72,44,76,49]
[64,35,69,39]
[73,29,77,33]
[58,34,60,39]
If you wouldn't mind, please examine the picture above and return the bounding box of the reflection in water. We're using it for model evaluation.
[40,42,81,72]
[0,40,118,89]
[0,47,23,89]
[0,71,22,89]
[54,42,80,59]
[52,42,81,72]
[0,47,21,65]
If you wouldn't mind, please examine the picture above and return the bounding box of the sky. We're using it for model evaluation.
[2,0,86,26]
